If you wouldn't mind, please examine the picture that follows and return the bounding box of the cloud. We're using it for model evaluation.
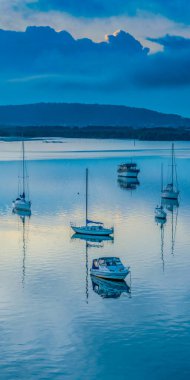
[0,26,189,116]
[28,0,190,24]
[1,1,190,55]
[137,35,190,87]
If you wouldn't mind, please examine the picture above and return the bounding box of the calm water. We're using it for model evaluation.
[0,139,190,380]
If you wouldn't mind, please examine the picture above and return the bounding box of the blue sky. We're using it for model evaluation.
[0,0,190,116]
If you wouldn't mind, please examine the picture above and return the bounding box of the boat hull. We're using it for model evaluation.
[13,200,31,212]
[155,214,166,220]
[161,191,179,200]
[71,226,113,236]
[71,233,113,242]
[155,209,166,219]
[90,269,129,281]
[118,170,139,179]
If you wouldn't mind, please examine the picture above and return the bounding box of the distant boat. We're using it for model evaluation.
[155,205,167,220]
[118,140,140,179]
[13,140,31,212]
[161,143,179,200]
[90,257,130,280]
[71,168,114,236]
[155,164,167,220]
[118,162,140,178]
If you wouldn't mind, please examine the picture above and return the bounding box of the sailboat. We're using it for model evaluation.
[161,143,179,200]
[155,164,167,220]
[13,140,31,212]
[71,169,113,236]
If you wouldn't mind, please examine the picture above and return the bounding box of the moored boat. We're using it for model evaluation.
[71,169,113,237]
[155,205,167,220]
[13,140,31,212]
[118,162,140,178]
[90,257,130,280]
[161,143,179,200]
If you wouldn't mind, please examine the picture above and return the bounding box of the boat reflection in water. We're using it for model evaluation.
[13,209,31,285]
[158,198,179,257]
[164,199,179,256]
[72,232,114,303]
[155,217,166,272]
[162,198,179,212]
[118,176,140,191]
[91,275,131,299]
[71,233,114,245]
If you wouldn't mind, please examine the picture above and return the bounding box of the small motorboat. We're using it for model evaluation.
[155,205,167,220]
[90,257,130,281]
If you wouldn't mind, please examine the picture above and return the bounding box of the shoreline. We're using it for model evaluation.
[0,126,190,141]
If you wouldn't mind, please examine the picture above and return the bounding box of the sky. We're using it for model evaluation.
[0,0,190,116]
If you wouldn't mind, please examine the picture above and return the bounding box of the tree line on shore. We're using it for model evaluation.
[0,125,190,140]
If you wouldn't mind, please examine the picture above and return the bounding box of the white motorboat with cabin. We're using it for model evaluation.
[161,143,179,200]
[71,169,114,236]
[90,257,130,280]
[118,162,140,178]
[13,140,31,212]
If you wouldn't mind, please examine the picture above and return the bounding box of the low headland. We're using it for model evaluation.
[1,102,190,141]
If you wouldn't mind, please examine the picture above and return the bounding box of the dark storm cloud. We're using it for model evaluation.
[28,0,190,23]
[0,26,189,115]
[136,35,190,87]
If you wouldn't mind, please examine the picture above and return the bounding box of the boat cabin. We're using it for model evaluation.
[92,257,124,270]
[117,163,139,173]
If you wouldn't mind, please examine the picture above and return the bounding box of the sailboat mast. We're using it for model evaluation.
[161,163,163,192]
[86,168,88,226]
[85,241,89,303]
[22,140,25,196]
[171,143,174,189]
[22,216,26,286]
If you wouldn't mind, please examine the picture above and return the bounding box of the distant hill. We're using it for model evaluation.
[0,103,189,128]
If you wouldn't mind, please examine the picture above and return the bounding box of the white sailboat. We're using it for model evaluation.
[71,168,114,236]
[161,143,179,200]
[13,140,31,212]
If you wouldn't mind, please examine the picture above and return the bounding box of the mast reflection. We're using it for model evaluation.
[13,209,31,286]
